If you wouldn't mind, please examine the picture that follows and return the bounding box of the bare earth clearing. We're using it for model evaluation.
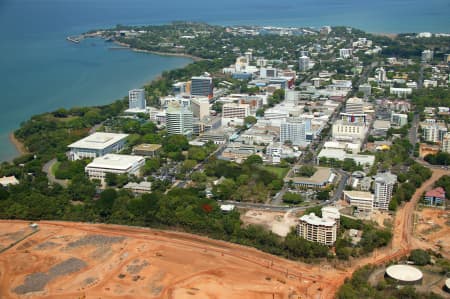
[1,169,449,298]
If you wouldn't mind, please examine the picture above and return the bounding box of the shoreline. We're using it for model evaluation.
[9,133,28,157]
[111,40,204,62]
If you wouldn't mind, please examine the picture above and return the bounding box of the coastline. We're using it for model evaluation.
[9,133,28,156]
[111,40,204,62]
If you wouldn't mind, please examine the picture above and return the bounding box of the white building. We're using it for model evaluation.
[422,49,434,62]
[343,190,374,213]
[68,132,129,161]
[391,112,408,127]
[390,88,412,98]
[339,48,353,59]
[123,181,152,194]
[345,97,364,114]
[317,148,375,167]
[374,172,397,210]
[85,154,145,182]
[191,97,210,120]
[376,67,387,82]
[128,89,146,111]
[285,90,301,105]
[166,101,193,136]
[299,56,310,72]
[0,176,19,187]
[332,120,368,141]
[421,119,448,143]
[222,103,250,126]
[297,213,338,246]
[280,119,307,146]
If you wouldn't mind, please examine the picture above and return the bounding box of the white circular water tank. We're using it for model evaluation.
[385,265,423,284]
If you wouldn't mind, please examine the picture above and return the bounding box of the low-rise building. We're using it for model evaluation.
[68,132,129,161]
[424,187,445,207]
[343,190,374,213]
[85,154,145,182]
[132,144,162,157]
[317,148,375,167]
[0,176,19,187]
[123,181,152,194]
[285,166,335,189]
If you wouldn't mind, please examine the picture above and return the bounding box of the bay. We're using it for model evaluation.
[0,0,449,161]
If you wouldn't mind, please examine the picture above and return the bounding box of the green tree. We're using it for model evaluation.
[409,249,430,265]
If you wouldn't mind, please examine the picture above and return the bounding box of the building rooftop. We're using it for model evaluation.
[299,213,336,227]
[344,190,374,201]
[375,172,397,185]
[0,176,19,187]
[385,265,423,282]
[425,187,446,198]
[286,166,333,185]
[133,144,162,152]
[68,133,129,150]
[86,154,144,171]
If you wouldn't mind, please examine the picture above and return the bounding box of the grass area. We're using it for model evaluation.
[50,161,61,177]
[263,166,289,179]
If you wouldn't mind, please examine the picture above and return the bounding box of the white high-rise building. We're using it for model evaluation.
[128,89,146,110]
[339,48,353,59]
[285,90,301,105]
[166,101,193,136]
[280,119,307,146]
[296,211,338,246]
[422,50,434,62]
[299,56,310,72]
[376,67,387,82]
[345,97,364,114]
[374,172,397,210]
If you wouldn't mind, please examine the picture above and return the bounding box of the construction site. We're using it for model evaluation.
[0,169,449,299]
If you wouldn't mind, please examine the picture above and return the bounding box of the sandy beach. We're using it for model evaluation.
[8,133,28,156]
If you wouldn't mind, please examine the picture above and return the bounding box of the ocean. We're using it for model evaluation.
[0,0,449,161]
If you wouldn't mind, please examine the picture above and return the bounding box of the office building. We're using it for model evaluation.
[222,103,250,126]
[132,144,162,157]
[85,154,145,182]
[285,90,301,105]
[260,67,278,78]
[299,56,310,72]
[376,67,387,82]
[339,48,353,59]
[280,119,307,146]
[166,101,193,136]
[391,112,408,127]
[442,133,450,153]
[68,132,129,161]
[343,190,374,213]
[421,119,448,143]
[374,172,397,210]
[422,50,434,62]
[359,84,372,97]
[128,89,146,110]
[332,120,368,140]
[191,97,210,120]
[345,97,364,114]
[390,88,412,98]
[191,76,213,98]
[297,212,338,246]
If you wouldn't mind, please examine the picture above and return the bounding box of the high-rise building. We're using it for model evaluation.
[358,84,372,97]
[296,212,338,246]
[391,112,408,127]
[298,56,310,72]
[374,172,397,210]
[128,89,146,110]
[442,133,450,153]
[376,67,387,82]
[422,49,434,62]
[166,101,193,136]
[339,48,353,59]
[191,97,210,120]
[285,90,301,105]
[280,119,307,146]
[421,119,448,143]
[191,76,213,98]
[345,97,364,114]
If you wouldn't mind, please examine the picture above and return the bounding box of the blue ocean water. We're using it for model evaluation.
[0,0,449,161]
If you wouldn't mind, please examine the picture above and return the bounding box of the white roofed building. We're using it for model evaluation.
[85,154,145,182]
[68,132,129,161]
[297,212,338,246]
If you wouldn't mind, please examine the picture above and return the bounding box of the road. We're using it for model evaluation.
[42,158,69,187]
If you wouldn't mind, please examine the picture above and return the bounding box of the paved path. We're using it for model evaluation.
[42,158,69,187]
